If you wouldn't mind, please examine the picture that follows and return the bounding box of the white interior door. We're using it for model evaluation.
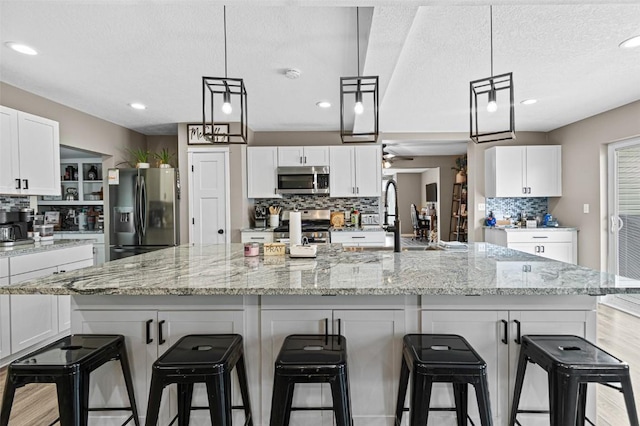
[189,150,230,244]
[608,137,640,308]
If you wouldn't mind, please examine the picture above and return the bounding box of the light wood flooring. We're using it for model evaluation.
[1,304,639,425]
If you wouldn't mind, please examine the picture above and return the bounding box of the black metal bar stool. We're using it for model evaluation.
[509,335,639,426]
[144,334,253,426]
[269,334,353,426]
[0,334,140,426]
[395,334,493,426]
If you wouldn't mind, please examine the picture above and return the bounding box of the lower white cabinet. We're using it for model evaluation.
[54,232,106,265]
[0,295,10,360]
[241,231,274,244]
[422,309,595,426]
[73,308,245,425]
[484,228,578,264]
[261,307,405,426]
[331,231,386,247]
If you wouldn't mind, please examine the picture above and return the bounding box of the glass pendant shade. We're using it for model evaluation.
[470,72,515,143]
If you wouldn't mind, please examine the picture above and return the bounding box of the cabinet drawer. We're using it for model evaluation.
[0,258,8,279]
[241,232,274,243]
[505,231,574,244]
[10,244,94,276]
[331,232,385,244]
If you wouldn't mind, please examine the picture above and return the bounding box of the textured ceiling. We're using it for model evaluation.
[1,1,639,156]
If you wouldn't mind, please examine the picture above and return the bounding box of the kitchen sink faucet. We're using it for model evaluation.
[383,179,401,252]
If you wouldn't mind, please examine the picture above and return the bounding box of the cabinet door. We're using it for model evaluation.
[241,231,275,243]
[329,146,355,197]
[303,147,330,166]
[526,146,562,197]
[57,258,95,333]
[537,242,573,263]
[261,309,332,426]
[354,145,381,197]
[159,310,246,425]
[247,147,280,198]
[508,310,593,426]
[17,111,60,196]
[74,310,158,425]
[492,146,526,197]
[0,295,10,360]
[278,146,305,166]
[334,310,405,426]
[508,242,538,256]
[0,106,20,194]
[422,310,509,426]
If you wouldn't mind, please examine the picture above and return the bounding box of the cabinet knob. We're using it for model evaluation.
[22,179,29,190]
[15,179,21,190]
[218,229,224,235]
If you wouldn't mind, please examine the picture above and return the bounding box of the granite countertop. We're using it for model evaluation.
[241,228,276,232]
[330,226,385,232]
[0,239,95,258]
[55,230,104,234]
[2,243,638,297]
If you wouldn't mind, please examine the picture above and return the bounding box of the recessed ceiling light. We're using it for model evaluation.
[316,101,331,108]
[129,103,146,110]
[619,35,640,49]
[521,99,537,105]
[5,42,37,56]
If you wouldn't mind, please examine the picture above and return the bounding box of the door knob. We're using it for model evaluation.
[218,229,224,234]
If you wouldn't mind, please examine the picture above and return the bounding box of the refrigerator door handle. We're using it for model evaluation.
[140,176,147,237]
[134,176,141,243]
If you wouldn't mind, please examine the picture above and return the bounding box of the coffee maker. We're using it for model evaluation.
[0,211,30,246]
[254,206,267,228]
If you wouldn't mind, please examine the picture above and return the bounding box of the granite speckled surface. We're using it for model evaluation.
[2,243,639,296]
[0,240,95,258]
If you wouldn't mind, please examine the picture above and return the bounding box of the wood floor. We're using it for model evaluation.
[0,304,639,425]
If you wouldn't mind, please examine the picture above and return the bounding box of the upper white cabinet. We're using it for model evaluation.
[485,145,561,197]
[329,145,381,197]
[247,147,281,198]
[0,106,60,195]
[277,146,329,167]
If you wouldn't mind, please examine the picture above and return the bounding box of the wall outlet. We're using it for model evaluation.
[583,203,590,214]
[478,203,486,211]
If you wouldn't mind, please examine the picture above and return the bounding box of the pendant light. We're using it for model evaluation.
[201,5,248,144]
[470,6,515,144]
[340,7,379,143]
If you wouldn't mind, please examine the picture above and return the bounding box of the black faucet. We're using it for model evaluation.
[383,179,401,252]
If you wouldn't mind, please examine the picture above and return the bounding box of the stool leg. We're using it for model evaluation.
[145,373,166,426]
[453,383,468,426]
[177,383,194,426]
[474,376,493,426]
[395,356,410,426]
[235,354,254,425]
[282,381,295,426]
[205,372,232,426]
[269,374,293,426]
[330,372,353,426]
[559,375,580,426]
[56,372,84,426]
[508,350,528,426]
[118,344,141,426]
[576,383,587,426]
[0,373,18,426]
[621,374,640,426]
[409,372,431,426]
[548,371,560,426]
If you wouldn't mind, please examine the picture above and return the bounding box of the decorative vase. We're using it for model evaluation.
[136,162,150,169]
[159,163,172,169]
[455,171,466,183]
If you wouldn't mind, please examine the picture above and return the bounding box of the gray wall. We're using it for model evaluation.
[396,173,422,236]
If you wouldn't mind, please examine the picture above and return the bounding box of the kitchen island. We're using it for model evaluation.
[2,243,639,426]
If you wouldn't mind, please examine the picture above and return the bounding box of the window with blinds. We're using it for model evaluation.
[617,145,640,280]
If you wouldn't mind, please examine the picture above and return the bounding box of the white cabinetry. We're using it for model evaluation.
[39,158,103,206]
[485,146,561,197]
[241,231,274,243]
[0,258,9,360]
[485,228,577,264]
[422,307,594,426]
[54,232,106,265]
[278,146,329,167]
[329,145,381,197]
[247,147,281,198]
[330,230,386,247]
[0,105,60,195]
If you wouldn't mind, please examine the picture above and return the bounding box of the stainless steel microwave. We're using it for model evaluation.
[276,166,330,195]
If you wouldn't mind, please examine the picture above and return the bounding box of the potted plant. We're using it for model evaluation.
[452,154,467,183]
[127,148,151,168]
[154,148,175,168]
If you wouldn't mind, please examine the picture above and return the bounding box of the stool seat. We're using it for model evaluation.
[1,334,140,426]
[509,334,639,426]
[145,334,253,426]
[270,334,353,426]
[395,334,493,426]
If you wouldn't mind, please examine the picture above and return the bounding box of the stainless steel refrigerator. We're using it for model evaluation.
[108,168,180,260]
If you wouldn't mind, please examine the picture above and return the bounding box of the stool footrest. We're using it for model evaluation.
[48,413,135,426]
[189,405,248,411]
[290,406,336,411]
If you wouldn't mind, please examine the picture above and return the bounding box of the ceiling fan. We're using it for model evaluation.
[382,144,413,168]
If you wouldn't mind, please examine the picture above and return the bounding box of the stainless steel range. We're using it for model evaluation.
[273,209,331,244]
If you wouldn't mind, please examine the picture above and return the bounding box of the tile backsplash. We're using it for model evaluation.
[254,195,379,213]
[0,195,30,211]
[485,197,548,220]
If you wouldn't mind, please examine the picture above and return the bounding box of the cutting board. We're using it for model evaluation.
[330,212,345,228]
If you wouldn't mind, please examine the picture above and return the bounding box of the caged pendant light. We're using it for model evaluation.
[470,6,515,144]
[340,7,379,143]
[202,5,248,144]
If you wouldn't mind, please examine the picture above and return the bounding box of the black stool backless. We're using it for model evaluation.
[144,334,252,426]
[509,334,638,426]
[269,334,353,426]
[1,334,140,426]
[395,334,493,426]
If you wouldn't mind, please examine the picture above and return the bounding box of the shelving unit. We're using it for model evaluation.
[449,182,467,242]
[39,158,104,206]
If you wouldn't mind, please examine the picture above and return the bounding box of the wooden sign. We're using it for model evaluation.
[187,123,229,144]
[263,243,286,256]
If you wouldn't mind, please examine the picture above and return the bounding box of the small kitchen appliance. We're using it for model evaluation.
[0,211,32,247]
[254,206,267,228]
[276,166,330,195]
